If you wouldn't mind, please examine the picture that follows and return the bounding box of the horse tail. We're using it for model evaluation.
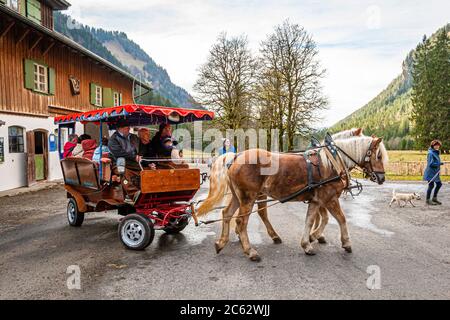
[196,153,236,218]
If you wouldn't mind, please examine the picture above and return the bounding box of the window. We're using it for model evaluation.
[113,92,120,106]
[24,59,55,95]
[8,126,24,153]
[34,63,48,93]
[6,0,19,12]
[95,85,103,106]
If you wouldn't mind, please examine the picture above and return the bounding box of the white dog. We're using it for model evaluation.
[389,190,421,208]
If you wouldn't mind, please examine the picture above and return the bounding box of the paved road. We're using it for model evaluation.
[0,181,449,300]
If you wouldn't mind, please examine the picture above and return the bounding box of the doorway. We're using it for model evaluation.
[34,130,48,181]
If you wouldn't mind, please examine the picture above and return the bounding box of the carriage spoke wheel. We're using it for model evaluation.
[67,199,84,227]
[119,214,155,251]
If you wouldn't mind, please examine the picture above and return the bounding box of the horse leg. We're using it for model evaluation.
[257,195,282,244]
[325,199,352,253]
[301,202,321,256]
[215,195,240,254]
[235,197,260,262]
[310,206,329,244]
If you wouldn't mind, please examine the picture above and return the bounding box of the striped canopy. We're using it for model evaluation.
[54,105,214,126]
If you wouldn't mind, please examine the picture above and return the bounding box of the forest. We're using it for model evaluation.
[330,24,449,151]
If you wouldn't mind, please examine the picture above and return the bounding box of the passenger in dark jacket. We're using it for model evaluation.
[137,128,155,158]
[137,128,156,169]
[424,140,444,205]
[150,123,178,158]
[108,119,142,201]
[108,120,140,171]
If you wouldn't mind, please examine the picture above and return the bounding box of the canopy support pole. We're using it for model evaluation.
[99,120,103,180]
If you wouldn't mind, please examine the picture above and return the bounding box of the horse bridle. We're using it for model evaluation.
[334,140,385,183]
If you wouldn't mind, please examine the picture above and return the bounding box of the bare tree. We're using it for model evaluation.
[194,33,257,130]
[257,21,327,151]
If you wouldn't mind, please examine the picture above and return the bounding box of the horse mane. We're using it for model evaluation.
[320,136,389,170]
[331,128,360,140]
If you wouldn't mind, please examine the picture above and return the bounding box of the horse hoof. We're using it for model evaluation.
[250,254,262,262]
[343,246,352,253]
[273,237,282,244]
[215,243,223,254]
[318,236,327,244]
[303,244,316,256]
[248,249,261,262]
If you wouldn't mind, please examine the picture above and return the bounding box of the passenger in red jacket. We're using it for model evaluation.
[81,139,97,160]
[62,134,79,159]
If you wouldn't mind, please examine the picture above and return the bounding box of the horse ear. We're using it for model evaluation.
[374,137,383,146]
[371,134,377,139]
[354,128,363,136]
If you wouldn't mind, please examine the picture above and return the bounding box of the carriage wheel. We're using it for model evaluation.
[67,198,85,227]
[163,216,189,234]
[119,214,155,251]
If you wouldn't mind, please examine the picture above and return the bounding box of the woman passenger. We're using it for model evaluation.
[138,128,156,170]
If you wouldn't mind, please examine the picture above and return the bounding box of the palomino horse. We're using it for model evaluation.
[198,128,364,247]
[197,135,388,261]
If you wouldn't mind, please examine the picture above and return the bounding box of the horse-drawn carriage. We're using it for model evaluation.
[55,105,214,250]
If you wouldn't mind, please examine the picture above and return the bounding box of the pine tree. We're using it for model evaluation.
[411,29,450,152]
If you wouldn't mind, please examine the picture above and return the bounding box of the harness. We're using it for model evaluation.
[333,139,382,183]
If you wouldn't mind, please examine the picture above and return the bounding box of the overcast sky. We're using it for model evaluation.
[67,0,449,127]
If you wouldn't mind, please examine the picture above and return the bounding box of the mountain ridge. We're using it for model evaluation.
[54,12,199,109]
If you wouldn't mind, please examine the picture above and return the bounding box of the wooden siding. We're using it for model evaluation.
[40,0,53,30]
[0,18,135,117]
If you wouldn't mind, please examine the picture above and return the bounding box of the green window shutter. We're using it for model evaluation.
[48,68,56,95]
[90,83,97,105]
[103,88,113,107]
[20,0,26,16]
[26,0,41,24]
[24,59,34,90]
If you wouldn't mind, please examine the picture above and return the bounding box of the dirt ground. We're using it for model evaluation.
[0,181,449,300]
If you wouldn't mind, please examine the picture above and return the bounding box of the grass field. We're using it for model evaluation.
[387,150,450,162]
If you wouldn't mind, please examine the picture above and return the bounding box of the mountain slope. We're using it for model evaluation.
[330,24,449,150]
[54,12,198,109]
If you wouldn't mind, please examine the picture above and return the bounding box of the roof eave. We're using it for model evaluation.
[0,5,152,91]
[42,0,71,11]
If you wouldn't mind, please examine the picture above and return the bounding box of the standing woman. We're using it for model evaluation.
[219,138,236,155]
[424,140,444,205]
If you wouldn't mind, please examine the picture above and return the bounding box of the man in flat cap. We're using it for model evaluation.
[108,119,141,170]
[108,119,141,201]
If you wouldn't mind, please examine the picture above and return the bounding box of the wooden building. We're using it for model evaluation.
[0,0,151,191]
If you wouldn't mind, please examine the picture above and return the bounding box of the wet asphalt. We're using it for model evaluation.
[0,181,449,300]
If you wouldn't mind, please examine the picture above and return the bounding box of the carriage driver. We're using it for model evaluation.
[109,119,141,171]
[108,119,155,201]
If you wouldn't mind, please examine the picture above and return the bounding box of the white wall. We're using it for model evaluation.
[0,114,84,192]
